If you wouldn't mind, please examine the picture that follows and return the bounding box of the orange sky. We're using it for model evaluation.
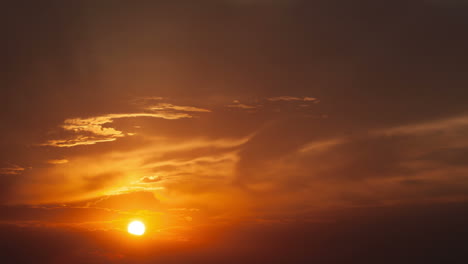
[1,1,468,263]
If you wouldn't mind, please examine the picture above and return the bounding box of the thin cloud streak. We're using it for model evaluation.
[47,159,69,165]
[146,103,211,113]
[227,103,258,109]
[267,96,317,102]
[378,114,468,136]
[0,164,25,175]
[43,137,119,148]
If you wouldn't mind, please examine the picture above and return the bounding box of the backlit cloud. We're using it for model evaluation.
[1,1,467,261]
[41,112,194,147]
[267,96,317,102]
[146,103,211,113]
[47,159,69,165]
[227,100,258,109]
[139,175,163,183]
[0,164,25,175]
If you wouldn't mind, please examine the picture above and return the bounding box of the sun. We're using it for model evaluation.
[128,220,146,236]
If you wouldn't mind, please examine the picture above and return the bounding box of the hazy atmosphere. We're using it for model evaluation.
[1,1,467,263]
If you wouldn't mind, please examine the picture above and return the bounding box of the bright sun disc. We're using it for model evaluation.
[128,220,145,236]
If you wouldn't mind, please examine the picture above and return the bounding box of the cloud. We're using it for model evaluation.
[134,96,165,101]
[225,97,320,113]
[0,190,186,234]
[378,114,468,136]
[43,137,120,148]
[299,138,346,153]
[146,103,211,113]
[86,191,161,211]
[82,172,122,192]
[47,159,69,165]
[39,96,320,148]
[0,164,25,175]
[41,112,193,147]
[139,175,163,183]
[1,1,467,261]
[227,101,258,109]
[7,134,253,205]
[267,96,317,102]
[230,114,468,211]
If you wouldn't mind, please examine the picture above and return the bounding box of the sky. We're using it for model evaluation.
[1,0,468,263]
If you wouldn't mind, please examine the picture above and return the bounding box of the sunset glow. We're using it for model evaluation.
[1,1,467,263]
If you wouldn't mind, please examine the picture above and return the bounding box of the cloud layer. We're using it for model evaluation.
[1,0,468,262]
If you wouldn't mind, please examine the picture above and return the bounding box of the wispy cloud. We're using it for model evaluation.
[43,137,119,148]
[267,96,317,102]
[130,96,165,105]
[62,113,192,135]
[146,103,211,113]
[139,175,163,183]
[226,96,320,111]
[299,138,346,153]
[227,103,258,109]
[47,159,69,165]
[136,96,164,101]
[42,112,193,147]
[0,164,25,175]
[378,114,468,136]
